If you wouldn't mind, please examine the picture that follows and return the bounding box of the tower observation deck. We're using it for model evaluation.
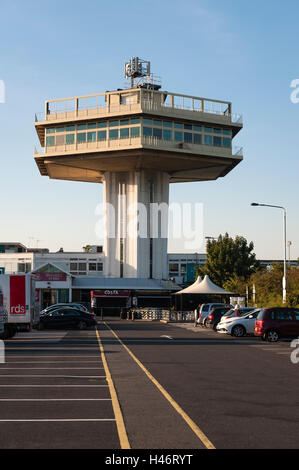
[34,58,243,280]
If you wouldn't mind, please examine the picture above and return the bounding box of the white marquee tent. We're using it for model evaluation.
[175,275,234,296]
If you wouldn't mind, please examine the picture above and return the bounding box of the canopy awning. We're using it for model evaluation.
[175,275,233,295]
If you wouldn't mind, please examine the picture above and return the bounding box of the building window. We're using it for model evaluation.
[174,122,183,129]
[97,131,107,141]
[109,120,119,127]
[193,134,202,145]
[184,124,192,130]
[174,131,183,142]
[87,131,97,142]
[77,132,87,143]
[109,129,119,140]
[223,137,231,148]
[169,263,179,273]
[143,118,152,125]
[66,125,75,132]
[204,135,213,146]
[46,136,55,146]
[78,263,87,272]
[87,123,97,129]
[120,119,130,126]
[78,124,87,130]
[98,122,107,128]
[70,263,78,271]
[97,263,103,272]
[89,263,97,271]
[131,118,141,125]
[184,132,192,143]
[163,121,172,128]
[153,128,162,139]
[66,134,75,144]
[213,136,222,147]
[153,120,162,127]
[120,128,130,139]
[143,127,152,137]
[131,127,140,138]
[163,130,172,141]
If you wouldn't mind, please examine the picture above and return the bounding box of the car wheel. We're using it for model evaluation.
[266,329,279,343]
[78,321,87,330]
[232,325,246,337]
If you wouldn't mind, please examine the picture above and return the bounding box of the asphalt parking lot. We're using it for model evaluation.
[1,321,299,449]
[0,329,120,449]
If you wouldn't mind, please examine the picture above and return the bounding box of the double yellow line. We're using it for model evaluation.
[96,324,215,450]
[95,328,130,449]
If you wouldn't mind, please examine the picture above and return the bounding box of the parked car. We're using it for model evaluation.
[197,303,232,327]
[40,303,88,316]
[254,307,299,342]
[205,306,233,330]
[39,307,97,330]
[220,307,255,322]
[216,309,260,337]
[217,307,256,332]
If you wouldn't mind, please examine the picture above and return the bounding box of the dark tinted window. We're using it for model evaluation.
[274,309,294,321]
[293,309,299,321]
[62,309,81,316]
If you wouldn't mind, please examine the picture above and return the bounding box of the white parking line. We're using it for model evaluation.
[4,356,100,358]
[0,385,109,387]
[0,375,106,378]
[0,368,104,370]
[0,419,116,422]
[5,361,102,369]
[0,399,112,401]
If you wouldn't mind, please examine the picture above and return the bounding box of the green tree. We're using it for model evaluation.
[200,233,259,287]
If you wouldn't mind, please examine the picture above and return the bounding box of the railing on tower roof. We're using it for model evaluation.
[35,88,243,125]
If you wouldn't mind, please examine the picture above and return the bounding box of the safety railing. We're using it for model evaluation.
[35,89,242,125]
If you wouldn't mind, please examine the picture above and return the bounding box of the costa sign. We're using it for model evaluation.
[91,290,131,298]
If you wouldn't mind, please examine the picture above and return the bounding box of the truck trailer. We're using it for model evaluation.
[0,274,38,339]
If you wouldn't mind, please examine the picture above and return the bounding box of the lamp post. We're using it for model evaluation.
[251,203,287,304]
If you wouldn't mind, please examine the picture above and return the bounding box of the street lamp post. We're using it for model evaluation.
[251,203,287,304]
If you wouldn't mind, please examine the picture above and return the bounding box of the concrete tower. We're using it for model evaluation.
[34,58,243,281]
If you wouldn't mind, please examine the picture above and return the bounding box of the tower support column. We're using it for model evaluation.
[103,170,169,279]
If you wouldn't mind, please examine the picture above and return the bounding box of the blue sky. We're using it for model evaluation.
[0,0,298,259]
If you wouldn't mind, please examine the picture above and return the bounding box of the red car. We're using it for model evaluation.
[254,307,299,342]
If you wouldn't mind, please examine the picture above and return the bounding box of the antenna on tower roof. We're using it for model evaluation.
[124,57,162,90]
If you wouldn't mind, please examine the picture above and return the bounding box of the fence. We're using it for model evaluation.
[129,308,194,322]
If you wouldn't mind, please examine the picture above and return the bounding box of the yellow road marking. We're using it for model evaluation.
[95,328,130,450]
[104,322,215,450]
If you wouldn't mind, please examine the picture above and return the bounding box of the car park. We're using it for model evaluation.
[205,306,233,330]
[39,307,97,330]
[254,307,299,342]
[216,309,260,337]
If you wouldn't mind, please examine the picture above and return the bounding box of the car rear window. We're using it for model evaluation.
[257,309,267,320]
[202,305,209,312]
